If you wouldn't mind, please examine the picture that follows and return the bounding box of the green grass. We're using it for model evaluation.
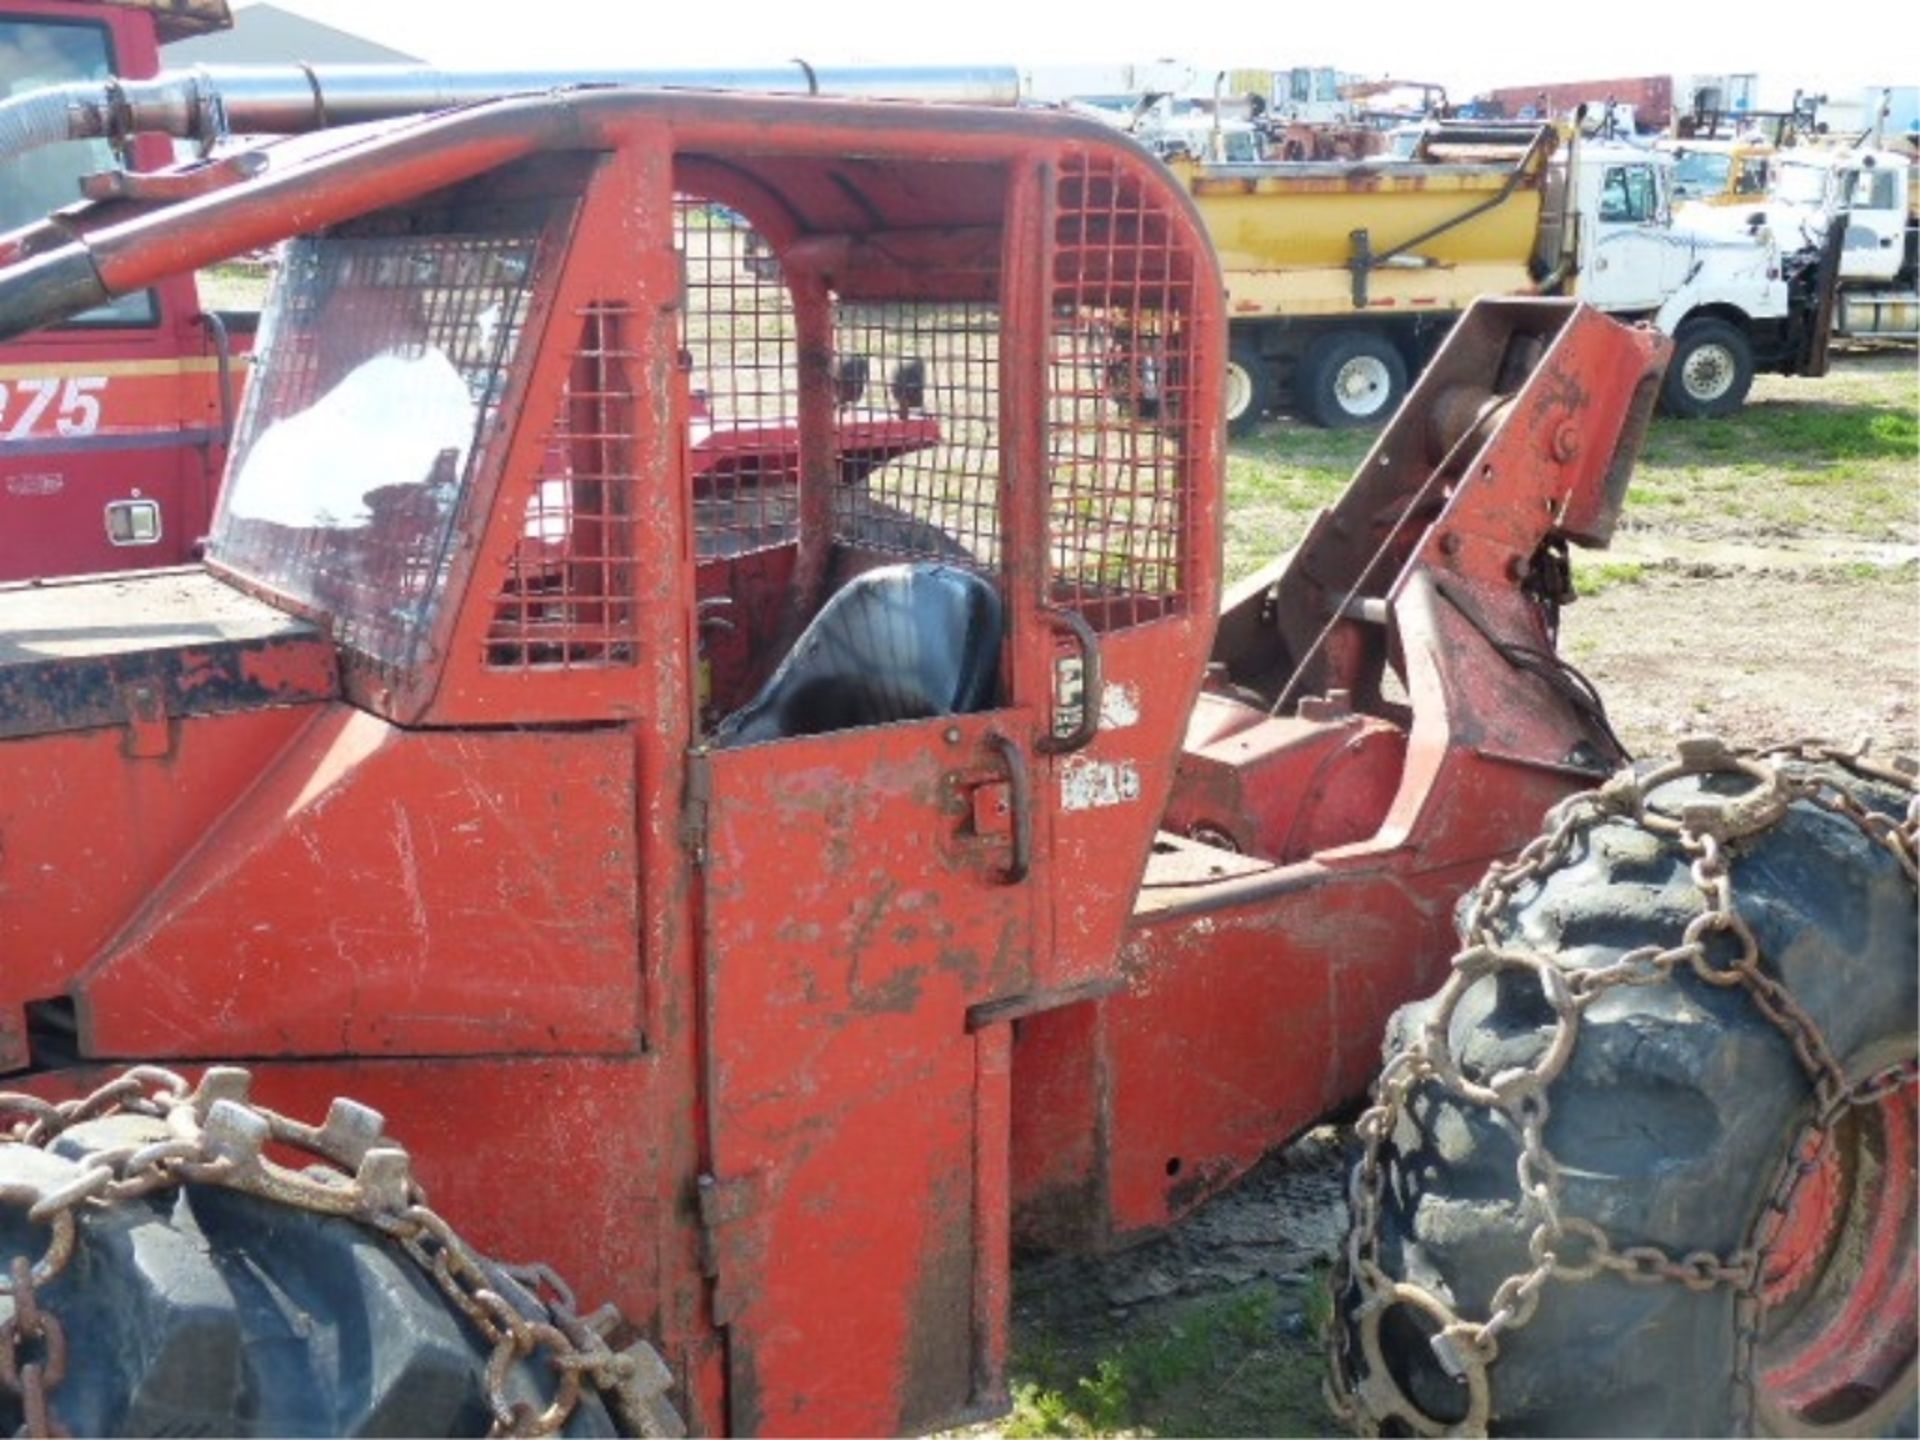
[196,260,271,313]
[1005,1271,1338,1438]
[1620,364,1919,538]
[1224,356,1919,579]
[1223,428,1373,579]
[1572,559,1648,597]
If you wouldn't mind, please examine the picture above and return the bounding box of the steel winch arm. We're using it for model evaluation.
[1212,297,1666,729]
[1369,299,1669,815]
[1094,302,1672,1252]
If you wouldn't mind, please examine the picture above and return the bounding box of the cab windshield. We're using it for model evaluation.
[209,228,544,670]
[0,18,151,323]
[1672,150,1732,200]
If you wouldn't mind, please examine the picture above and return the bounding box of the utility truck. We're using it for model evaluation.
[1762,144,1918,341]
[1193,122,1841,432]
[0,0,243,581]
[1665,135,1777,207]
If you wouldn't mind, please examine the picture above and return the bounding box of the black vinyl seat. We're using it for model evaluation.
[712,563,1003,747]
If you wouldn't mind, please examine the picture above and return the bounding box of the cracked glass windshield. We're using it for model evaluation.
[210,230,542,668]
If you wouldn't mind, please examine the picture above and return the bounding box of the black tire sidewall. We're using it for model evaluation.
[1344,765,1918,1437]
[1296,331,1408,429]
[1659,317,1756,419]
[1226,337,1276,438]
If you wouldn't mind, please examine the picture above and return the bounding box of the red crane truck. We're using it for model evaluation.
[0,0,240,581]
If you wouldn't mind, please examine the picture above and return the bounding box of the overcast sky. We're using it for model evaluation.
[255,0,1902,106]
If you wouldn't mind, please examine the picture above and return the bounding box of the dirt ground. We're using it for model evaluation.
[1562,351,1918,761]
[999,349,1918,1438]
[1564,565,1917,759]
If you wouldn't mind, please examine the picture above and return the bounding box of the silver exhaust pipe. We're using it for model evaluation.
[0,61,1024,164]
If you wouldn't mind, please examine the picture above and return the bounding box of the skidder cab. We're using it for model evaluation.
[0,88,1231,1434]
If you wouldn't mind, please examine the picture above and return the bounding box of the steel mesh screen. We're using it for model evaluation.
[830,300,1001,571]
[677,201,803,559]
[675,198,1000,572]
[213,229,544,674]
[488,304,639,669]
[1049,154,1196,630]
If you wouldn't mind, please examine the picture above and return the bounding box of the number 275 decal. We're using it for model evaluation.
[0,377,109,439]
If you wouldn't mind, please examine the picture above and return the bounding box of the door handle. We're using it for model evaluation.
[1037,605,1103,755]
[985,731,1032,884]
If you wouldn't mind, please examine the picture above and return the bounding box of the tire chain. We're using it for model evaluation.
[1325,734,1920,1438]
[0,1066,685,1439]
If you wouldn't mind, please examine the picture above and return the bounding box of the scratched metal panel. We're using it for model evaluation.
[79,710,641,1057]
[700,713,1032,1435]
[0,706,322,1018]
[241,1056,666,1337]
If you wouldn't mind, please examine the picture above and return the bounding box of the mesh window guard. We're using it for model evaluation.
[488,303,640,669]
[676,197,1002,574]
[830,299,1001,571]
[1049,153,1196,631]
[676,201,804,560]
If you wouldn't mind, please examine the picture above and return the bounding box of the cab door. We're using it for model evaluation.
[693,698,1038,1434]
[1839,162,1907,283]
[1581,160,1684,311]
[678,141,1225,1435]
[680,182,1047,1436]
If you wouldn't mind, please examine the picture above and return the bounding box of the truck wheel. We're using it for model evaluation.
[1331,739,1918,1437]
[1660,317,1755,418]
[1296,332,1407,429]
[0,1080,678,1438]
[1226,338,1276,439]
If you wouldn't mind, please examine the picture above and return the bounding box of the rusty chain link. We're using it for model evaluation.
[1326,735,1920,1438]
[0,1067,683,1439]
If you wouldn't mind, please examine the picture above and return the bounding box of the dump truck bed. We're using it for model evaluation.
[1171,130,1554,318]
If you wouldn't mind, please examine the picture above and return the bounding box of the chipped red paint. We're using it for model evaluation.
[1011,300,1670,1245]
[0,87,1672,1437]
[1760,1081,1917,1425]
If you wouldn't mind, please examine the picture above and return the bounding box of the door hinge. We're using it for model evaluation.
[696,1169,764,1327]
[681,748,712,865]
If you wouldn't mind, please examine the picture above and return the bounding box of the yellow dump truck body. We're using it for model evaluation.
[1184,123,1569,431]
[1172,141,1553,318]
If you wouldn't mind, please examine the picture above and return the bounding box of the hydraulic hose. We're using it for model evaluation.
[0,63,1023,167]
[0,84,80,167]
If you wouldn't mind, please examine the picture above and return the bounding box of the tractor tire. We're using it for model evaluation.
[1226,337,1276,439]
[1332,741,1918,1437]
[1296,331,1408,430]
[1659,317,1756,419]
[0,1111,621,1438]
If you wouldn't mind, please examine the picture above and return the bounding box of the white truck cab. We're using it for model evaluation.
[1771,148,1913,281]
[1736,146,1919,340]
[1564,141,1833,415]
